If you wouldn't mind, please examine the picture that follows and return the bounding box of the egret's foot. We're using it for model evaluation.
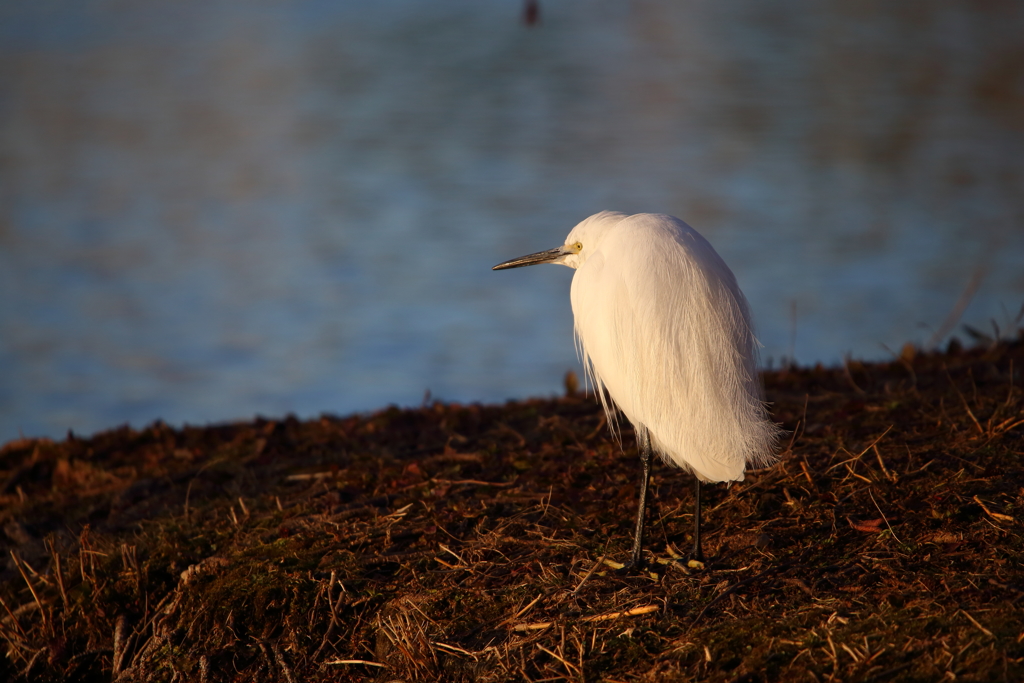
[611,556,646,575]
[687,547,706,570]
[689,539,706,569]
[665,543,705,571]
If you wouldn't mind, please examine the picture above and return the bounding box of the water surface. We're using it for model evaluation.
[2,1,1022,441]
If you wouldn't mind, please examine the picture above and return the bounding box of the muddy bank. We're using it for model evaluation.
[2,337,1023,681]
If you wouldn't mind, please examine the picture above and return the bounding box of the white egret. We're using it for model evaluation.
[494,211,779,567]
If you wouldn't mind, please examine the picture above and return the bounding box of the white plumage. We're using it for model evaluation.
[494,210,779,566]
[564,211,778,482]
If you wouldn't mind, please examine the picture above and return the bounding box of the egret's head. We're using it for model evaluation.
[492,210,626,272]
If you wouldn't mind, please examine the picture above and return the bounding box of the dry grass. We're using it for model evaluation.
[2,336,1023,682]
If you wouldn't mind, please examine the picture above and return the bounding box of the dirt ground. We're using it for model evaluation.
[2,336,1023,682]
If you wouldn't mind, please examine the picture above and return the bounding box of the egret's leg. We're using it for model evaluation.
[629,427,653,568]
[692,477,705,563]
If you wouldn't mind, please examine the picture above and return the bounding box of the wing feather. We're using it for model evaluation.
[571,214,778,482]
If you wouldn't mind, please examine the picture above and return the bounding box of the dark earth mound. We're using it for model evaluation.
[2,337,1023,682]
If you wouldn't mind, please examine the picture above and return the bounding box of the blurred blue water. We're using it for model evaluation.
[2,0,1023,442]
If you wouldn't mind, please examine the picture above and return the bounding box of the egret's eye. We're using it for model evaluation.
[574,242,583,252]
